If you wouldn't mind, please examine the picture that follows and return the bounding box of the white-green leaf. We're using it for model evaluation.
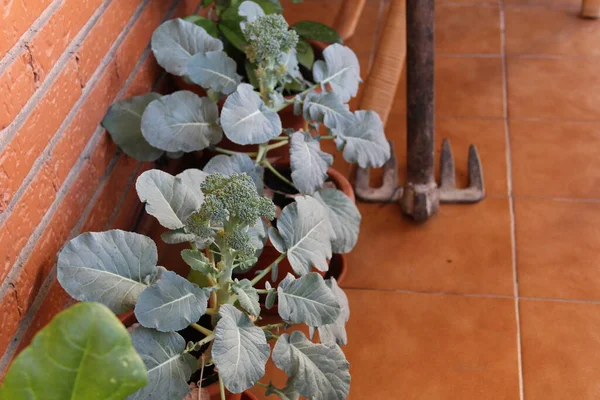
[248,218,267,251]
[102,93,164,162]
[275,196,335,275]
[57,230,159,314]
[128,328,197,400]
[135,269,212,332]
[268,226,286,253]
[161,229,197,244]
[313,44,361,103]
[232,279,261,317]
[212,304,270,393]
[203,153,264,194]
[136,169,203,230]
[289,131,333,195]
[176,168,208,201]
[334,110,390,168]
[302,91,352,130]
[272,331,350,400]
[239,0,265,28]
[317,278,350,346]
[220,83,282,145]
[186,51,242,95]
[280,49,301,79]
[277,273,340,326]
[151,18,223,76]
[265,383,300,400]
[266,287,277,309]
[181,249,213,274]
[0,302,147,400]
[141,91,223,153]
[314,188,361,253]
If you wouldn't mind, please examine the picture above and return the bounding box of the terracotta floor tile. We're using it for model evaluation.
[344,290,519,399]
[436,4,502,54]
[437,56,505,118]
[515,198,600,300]
[342,197,514,295]
[505,0,580,6]
[511,120,600,198]
[389,56,504,118]
[520,300,600,399]
[506,6,600,57]
[507,57,600,120]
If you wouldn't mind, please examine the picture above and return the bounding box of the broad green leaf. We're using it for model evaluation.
[253,0,283,14]
[151,18,223,76]
[136,169,203,230]
[102,93,164,162]
[181,249,213,274]
[272,331,350,400]
[203,0,215,6]
[141,91,222,153]
[302,91,352,129]
[296,38,314,69]
[161,229,197,244]
[57,230,159,314]
[135,269,212,332]
[289,131,333,195]
[184,15,219,37]
[212,305,270,393]
[128,328,197,400]
[277,273,340,326]
[313,44,361,103]
[203,153,264,194]
[314,188,361,253]
[219,21,247,52]
[333,110,390,168]
[232,279,261,317]
[186,51,242,95]
[316,278,350,346]
[0,303,146,400]
[274,196,335,275]
[292,21,342,44]
[220,83,282,145]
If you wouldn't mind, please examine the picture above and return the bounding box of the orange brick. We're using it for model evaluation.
[28,0,104,82]
[0,0,53,56]
[77,0,142,85]
[0,53,37,130]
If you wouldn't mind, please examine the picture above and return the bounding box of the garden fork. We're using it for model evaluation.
[352,0,485,222]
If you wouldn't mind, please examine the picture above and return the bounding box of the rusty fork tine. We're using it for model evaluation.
[439,138,455,190]
[354,140,401,203]
[468,144,484,192]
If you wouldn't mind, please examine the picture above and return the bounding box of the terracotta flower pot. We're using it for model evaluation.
[118,312,257,400]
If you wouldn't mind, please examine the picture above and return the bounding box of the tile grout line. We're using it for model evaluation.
[500,2,525,399]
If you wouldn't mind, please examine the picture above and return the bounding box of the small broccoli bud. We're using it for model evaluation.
[200,173,275,226]
[242,14,299,67]
[224,229,254,257]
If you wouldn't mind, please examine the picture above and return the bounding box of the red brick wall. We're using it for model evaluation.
[0,0,203,375]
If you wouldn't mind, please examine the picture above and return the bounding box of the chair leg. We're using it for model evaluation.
[581,0,600,19]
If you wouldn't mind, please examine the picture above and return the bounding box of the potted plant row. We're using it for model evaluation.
[1,170,352,400]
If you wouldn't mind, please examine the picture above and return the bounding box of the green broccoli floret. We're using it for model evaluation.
[243,14,299,66]
[185,173,275,257]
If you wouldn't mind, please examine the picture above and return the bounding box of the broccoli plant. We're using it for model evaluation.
[47,169,351,400]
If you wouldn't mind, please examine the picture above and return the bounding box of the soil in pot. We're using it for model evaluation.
[119,312,257,400]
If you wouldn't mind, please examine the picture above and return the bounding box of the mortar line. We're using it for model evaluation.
[0,0,115,149]
[0,0,64,74]
[0,0,196,373]
[0,0,150,229]
[500,2,525,398]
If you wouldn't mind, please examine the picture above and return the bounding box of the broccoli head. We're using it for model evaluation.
[185,173,275,255]
[243,14,299,67]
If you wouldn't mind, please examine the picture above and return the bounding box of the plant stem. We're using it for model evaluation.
[213,147,258,157]
[262,159,295,189]
[205,308,217,315]
[256,289,270,294]
[319,135,336,140]
[218,373,226,400]
[185,333,215,353]
[190,323,213,337]
[251,253,287,286]
[260,322,286,330]
[270,136,289,141]
[256,382,269,388]
[265,140,289,151]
